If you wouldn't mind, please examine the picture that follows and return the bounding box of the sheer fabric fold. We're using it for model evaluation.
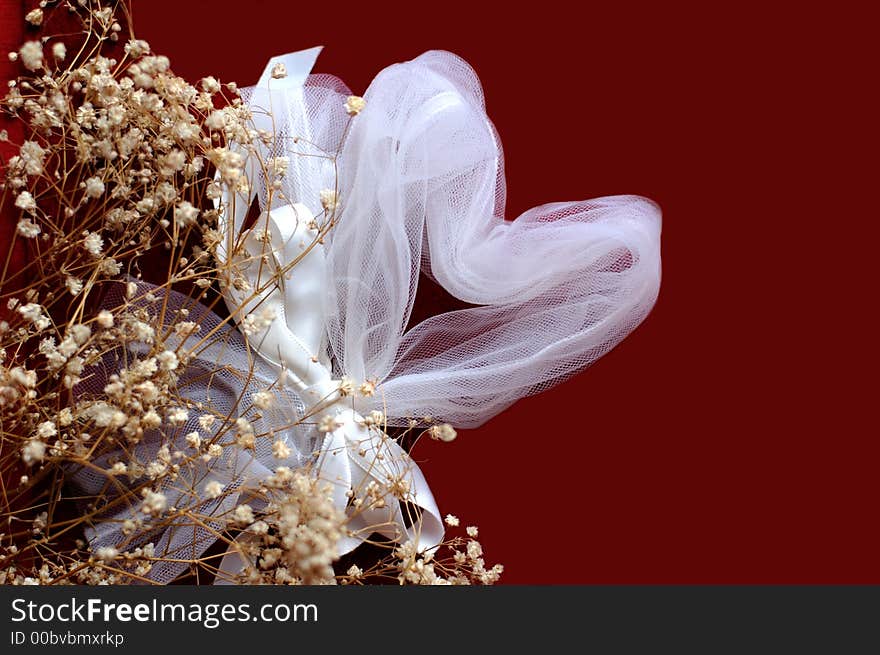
[241,50,662,427]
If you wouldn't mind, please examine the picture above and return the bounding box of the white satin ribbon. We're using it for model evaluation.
[215,205,443,581]
[213,49,444,580]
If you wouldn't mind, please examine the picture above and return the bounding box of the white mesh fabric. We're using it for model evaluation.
[241,72,352,226]
[69,280,315,584]
[242,50,662,428]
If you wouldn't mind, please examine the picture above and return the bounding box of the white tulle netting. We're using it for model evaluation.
[69,280,316,584]
[240,50,662,427]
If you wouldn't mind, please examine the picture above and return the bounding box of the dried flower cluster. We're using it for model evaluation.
[0,1,499,586]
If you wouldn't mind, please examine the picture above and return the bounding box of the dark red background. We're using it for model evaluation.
[7,1,876,583]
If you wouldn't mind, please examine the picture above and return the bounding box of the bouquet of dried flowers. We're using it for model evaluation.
[0,0,501,585]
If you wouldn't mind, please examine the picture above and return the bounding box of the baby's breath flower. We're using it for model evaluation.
[18,41,43,72]
[344,95,366,116]
[32,512,48,534]
[428,423,457,442]
[94,547,118,562]
[17,303,49,329]
[184,431,201,449]
[206,147,244,184]
[157,350,179,371]
[85,402,126,428]
[318,414,341,434]
[205,111,225,130]
[269,156,289,177]
[16,218,40,238]
[272,440,291,460]
[36,421,57,439]
[57,408,73,427]
[124,39,150,58]
[201,76,220,93]
[184,156,204,178]
[96,310,114,328]
[236,430,255,449]
[240,308,275,336]
[159,150,186,176]
[82,231,104,257]
[14,191,36,212]
[57,337,77,358]
[444,514,460,527]
[232,504,254,526]
[65,277,83,295]
[466,526,479,538]
[270,62,287,79]
[173,321,200,338]
[167,407,189,426]
[22,440,46,465]
[146,459,169,480]
[140,489,168,516]
[97,256,120,276]
[319,189,339,212]
[25,8,43,26]
[83,176,105,199]
[360,410,385,428]
[69,324,90,345]
[174,201,199,228]
[19,140,46,176]
[204,480,224,499]
[252,390,274,410]
[338,377,354,397]
[0,28,504,587]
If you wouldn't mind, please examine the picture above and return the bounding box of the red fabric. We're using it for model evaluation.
[0,0,26,541]
[137,1,867,584]
[3,1,873,584]
[0,0,133,527]
[0,0,26,311]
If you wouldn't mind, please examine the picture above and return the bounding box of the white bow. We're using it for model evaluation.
[216,203,443,566]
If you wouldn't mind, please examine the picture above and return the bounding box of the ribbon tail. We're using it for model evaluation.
[331,412,444,553]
